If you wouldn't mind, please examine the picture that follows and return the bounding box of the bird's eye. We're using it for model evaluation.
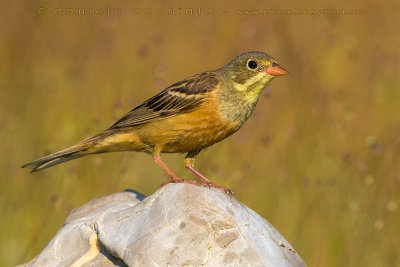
[247,60,258,69]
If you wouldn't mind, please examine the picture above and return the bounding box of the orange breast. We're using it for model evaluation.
[136,93,239,153]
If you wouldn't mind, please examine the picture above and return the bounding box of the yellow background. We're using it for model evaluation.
[1,0,399,266]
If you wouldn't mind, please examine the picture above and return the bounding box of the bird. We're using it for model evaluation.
[22,51,288,195]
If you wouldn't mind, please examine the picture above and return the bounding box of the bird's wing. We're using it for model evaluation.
[108,71,221,129]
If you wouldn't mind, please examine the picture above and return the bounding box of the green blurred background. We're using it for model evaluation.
[1,0,399,266]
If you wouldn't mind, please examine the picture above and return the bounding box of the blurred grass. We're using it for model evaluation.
[1,0,399,266]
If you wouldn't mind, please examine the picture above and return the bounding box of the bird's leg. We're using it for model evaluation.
[184,151,233,195]
[153,154,203,188]
[153,154,182,182]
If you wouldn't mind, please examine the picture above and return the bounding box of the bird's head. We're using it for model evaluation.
[222,51,288,101]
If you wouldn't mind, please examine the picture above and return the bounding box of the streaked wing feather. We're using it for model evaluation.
[108,71,220,129]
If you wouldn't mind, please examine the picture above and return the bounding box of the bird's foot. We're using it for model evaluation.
[184,163,233,195]
[157,179,233,195]
[205,182,234,196]
[157,178,204,190]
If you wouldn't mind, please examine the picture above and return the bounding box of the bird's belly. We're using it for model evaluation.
[162,124,235,153]
[136,110,239,153]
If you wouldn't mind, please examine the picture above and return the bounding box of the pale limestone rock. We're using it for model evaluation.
[20,183,305,267]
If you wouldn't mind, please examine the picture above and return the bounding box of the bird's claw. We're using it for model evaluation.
[158,178,202,190]
[158,178,233,196]
[205,182,234,196]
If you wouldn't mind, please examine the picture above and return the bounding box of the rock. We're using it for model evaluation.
[20,183,306,267]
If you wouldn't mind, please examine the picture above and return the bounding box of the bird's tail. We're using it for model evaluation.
[22,131,111,172]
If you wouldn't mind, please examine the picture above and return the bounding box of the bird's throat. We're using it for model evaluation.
[232,74,272,103]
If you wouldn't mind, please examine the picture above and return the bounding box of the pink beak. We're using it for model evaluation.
[265,63,288,76]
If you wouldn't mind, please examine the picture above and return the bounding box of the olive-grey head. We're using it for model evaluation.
[217,51,288,126]
[222,51,288,100]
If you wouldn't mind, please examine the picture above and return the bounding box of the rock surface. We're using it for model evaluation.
[20,183,306,267]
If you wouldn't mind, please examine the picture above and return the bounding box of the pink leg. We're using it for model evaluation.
[153,155,203,188]
[153,155,181,182]
[184,160,233,196]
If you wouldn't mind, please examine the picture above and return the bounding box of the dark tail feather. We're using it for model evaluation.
[21,146,89,172]
[22,131,114,172]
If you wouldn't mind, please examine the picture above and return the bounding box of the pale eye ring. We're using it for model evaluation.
[247,60,258,69]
